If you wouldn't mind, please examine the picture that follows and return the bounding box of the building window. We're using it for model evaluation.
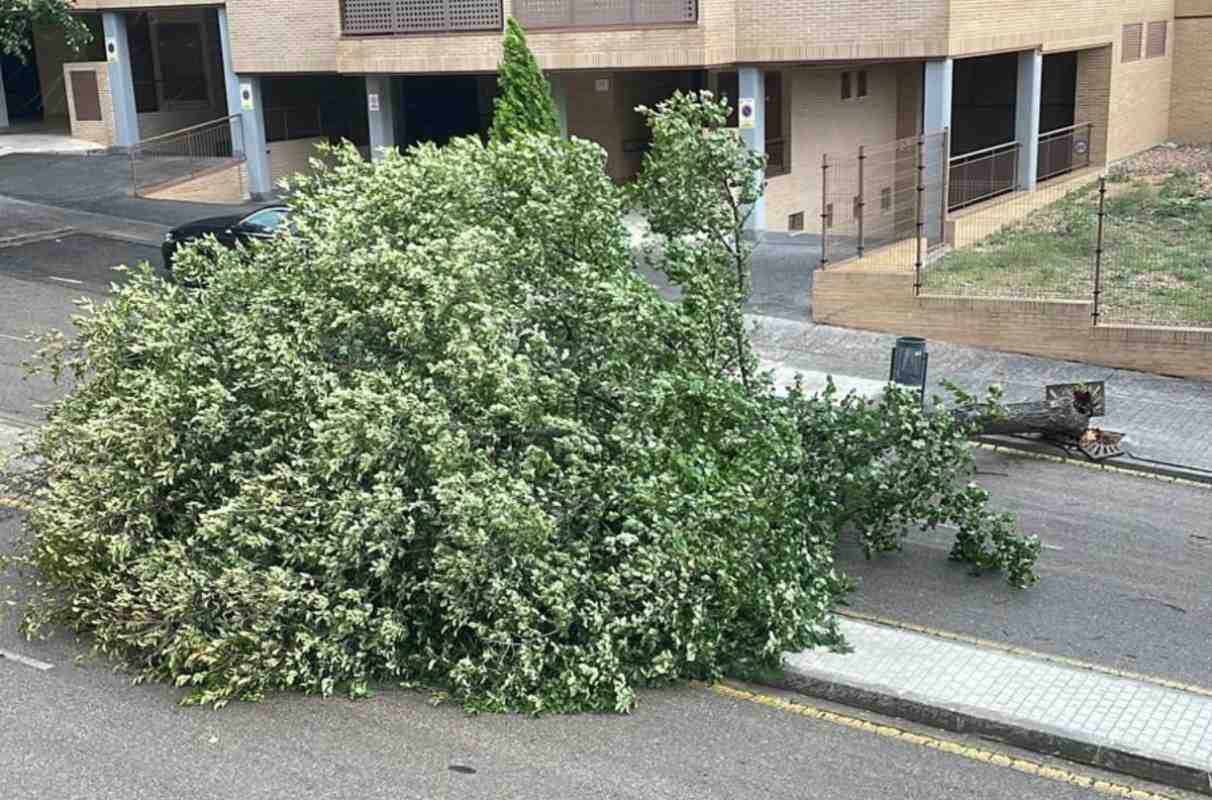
[823,202,835,228]
[765,71,787,177]
[881,187,893,212]
[841,72,852,100]
[1122,23,1143,62]
[788,212,805,232]
[857,70,868,99]
[1146,21,1168,58]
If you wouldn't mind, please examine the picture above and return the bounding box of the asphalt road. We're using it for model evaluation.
[839,448,1212,688]
[0,232,160,425]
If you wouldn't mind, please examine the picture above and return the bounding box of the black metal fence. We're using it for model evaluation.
[819,131,948,281]
[917,170,1212,331]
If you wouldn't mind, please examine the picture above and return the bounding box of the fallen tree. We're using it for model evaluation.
[951,395,1093,439]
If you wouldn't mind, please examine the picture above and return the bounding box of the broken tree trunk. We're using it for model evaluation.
[948,397,1092,439]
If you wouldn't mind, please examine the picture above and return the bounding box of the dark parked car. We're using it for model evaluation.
[161,206,291,273]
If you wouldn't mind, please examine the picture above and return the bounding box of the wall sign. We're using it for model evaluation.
[240,82,255,112]
[594,78,610,93]
[368,93,380,113]
[105,36,119,63]
[738,98,756,129]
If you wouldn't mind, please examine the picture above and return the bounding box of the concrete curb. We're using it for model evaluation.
[974,435,1212,488]
[760,665,1212,796]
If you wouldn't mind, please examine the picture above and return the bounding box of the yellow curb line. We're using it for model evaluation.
[837,610,1212,700]
[706,682,1183,800]
[971,442,1211,490]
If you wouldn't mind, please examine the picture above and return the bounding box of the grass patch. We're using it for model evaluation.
[924,157,1212,326]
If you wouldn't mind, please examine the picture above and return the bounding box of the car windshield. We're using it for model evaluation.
[239,208,289,234]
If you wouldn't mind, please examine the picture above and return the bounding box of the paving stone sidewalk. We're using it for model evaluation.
[782,618,1212,794]
[747,314,1212,480]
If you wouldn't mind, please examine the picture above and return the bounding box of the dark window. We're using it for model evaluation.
[841,72,852,100]
[1122,23,1143,62]
[69,71,102,122]
[857,70,868,98]
[765,71,786,176]
[788,212,805,232]
[718,71,739,127]
[1146,21,1167,58]
[881,187,892,212]
[156,22,209,103]
[824,202,834,228]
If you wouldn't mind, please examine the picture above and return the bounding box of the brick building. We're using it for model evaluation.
[1,0,1208,222]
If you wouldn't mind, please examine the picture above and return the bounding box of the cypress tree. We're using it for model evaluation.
[490,18,560,142]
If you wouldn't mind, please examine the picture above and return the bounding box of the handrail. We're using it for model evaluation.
[1039,121,1091,139]
[949,140,1020,164]
[132,114,242,148]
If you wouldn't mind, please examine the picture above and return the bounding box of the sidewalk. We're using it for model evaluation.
[748,313,1212,481]
[778,617,1212,795]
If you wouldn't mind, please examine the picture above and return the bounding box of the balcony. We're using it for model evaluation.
[341,0,503,35]
[513,0,697,30]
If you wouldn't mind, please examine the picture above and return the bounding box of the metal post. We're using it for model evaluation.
[939,128,950,242]
[856,145,866,258]
[1093,176,1107,326]
[820,153,830,269]
[915,135,925,294]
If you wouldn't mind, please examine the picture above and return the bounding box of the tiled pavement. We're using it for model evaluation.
[784,618,1212,793]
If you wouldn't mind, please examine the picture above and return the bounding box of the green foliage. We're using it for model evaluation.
[3,91,1036,715]
[1,0,91,61]
[489,18,560,143]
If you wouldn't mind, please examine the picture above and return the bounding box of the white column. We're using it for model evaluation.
[102,12,140,147]
[1016,48,1043,190]
[0,68,10,129]
[738,66,766,232]
[923,58,953,135]
[216,8,246,158]
[236,76,271,199]
[366,76,397,161]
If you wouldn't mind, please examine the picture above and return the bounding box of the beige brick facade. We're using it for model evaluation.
[1169,14,1212,143]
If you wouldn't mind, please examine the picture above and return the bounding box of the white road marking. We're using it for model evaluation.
[47,276,83,285]
[0,334,28,343]
[0,648,54,671]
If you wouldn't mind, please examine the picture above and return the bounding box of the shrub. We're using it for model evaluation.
[3,92,1037,714]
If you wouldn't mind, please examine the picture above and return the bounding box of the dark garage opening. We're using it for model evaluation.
[397,76,493,148]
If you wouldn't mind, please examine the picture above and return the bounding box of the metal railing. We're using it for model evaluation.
[513,0,697,29]
[1038,122,1094,184]
[341,0,503,35]
[130,115,245,196]
[948,141,1020,211]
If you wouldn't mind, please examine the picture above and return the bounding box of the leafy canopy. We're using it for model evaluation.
[2,92,1038,715]
[489,18,560,142]
[1,0,91,62]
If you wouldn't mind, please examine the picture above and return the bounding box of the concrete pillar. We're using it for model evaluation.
[1016,48,1043,190]
[236,76,272,199]
[923,58,953,135]
[737,66,766,231]
[366,75,396,161]
[102,12,140,147]
[216,8,246,158]
[922,59,953,244]
[0,68,10,129]
[549,74,569,137]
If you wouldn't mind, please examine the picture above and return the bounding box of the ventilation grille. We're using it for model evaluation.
[342,0,502,34]
[1146,21,1167,58]
[512,0,696,29]
[1122,23,1142,62]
